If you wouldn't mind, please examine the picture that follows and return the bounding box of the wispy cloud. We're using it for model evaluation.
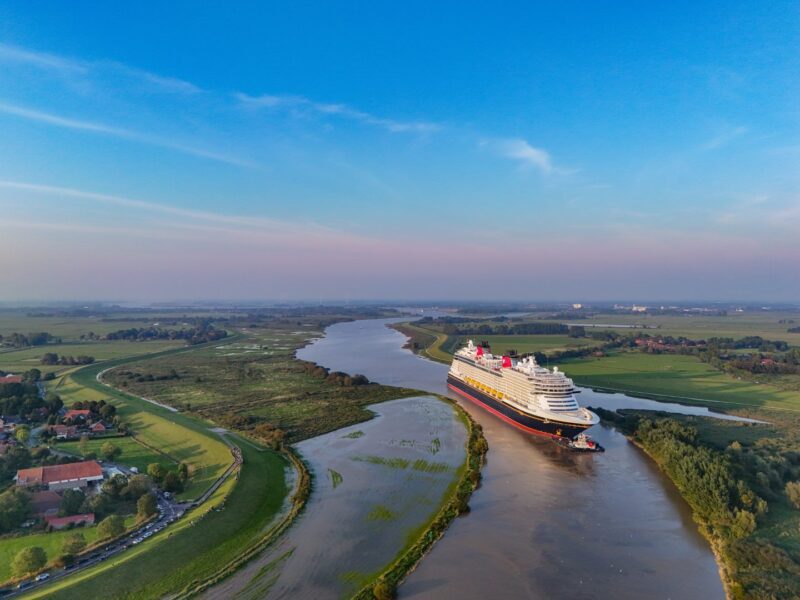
[702,125,748,150]
[0,102,251,167]
[481,138,555,173]
[236,92,440,134]
[0,42,200,95]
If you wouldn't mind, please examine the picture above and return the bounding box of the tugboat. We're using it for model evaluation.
[566,433,604,452]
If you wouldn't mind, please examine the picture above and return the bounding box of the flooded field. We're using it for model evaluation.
[202,396,467,599]
[299,318,726,600]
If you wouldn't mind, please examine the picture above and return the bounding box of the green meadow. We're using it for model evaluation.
[560,352,800,412]
[0,341,183,375]
[57,436,175,474]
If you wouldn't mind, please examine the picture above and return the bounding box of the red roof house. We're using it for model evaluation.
[64,409,92,421]
[0,375,23,384]
[45,513,95,530]
[16,460,104,490]
[89,422,106,434]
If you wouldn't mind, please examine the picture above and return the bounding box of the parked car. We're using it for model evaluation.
[35,573,50,582]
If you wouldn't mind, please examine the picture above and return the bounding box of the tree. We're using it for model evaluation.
[0,488,31,533]
[12,546,47,577]
[78,435,90,456]
[62,532,87,555]
[122,474,151,500]
[147,463,166,483]
[102,474,128,499]
[40,352,59,365]
[163,471,184,493]
[373,580,396,600]
[97,515,125,540]
[101,442,121,461]
[58,489,86,517]
[137,493,158,519]
[786,481,800,509]
[177,462,189,482]
[15,425,30,445]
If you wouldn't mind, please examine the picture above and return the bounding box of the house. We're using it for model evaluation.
[0,375,23,384]
[0,416,21,432]
[16,460,104,491]
[50,424,79,440]
[45,513,95,530]
[89,422,107,434]
[63,409,92,422]
[31,490,62,517]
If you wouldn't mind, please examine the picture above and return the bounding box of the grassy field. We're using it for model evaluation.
[577,312,800,345]
[30,439,288,600]
[0,517,137,585]
[0,341,183,374]
[560,352,800,412]
[103,331,419,442]
[50,346,235,501]
[0,311,234,341]
[395,322,600,364]
[56,437,176,474]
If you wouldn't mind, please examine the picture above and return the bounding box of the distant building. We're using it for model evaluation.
[16,460,104,491]
[45,513,95,530]
[63,409,92,422]
[89,422,107,434]
[572,303,583,309]
[50,424,79,440]
[0,375,23,384]
[632,305,648,313]
[0,416,21,432]
[31,490,62,517]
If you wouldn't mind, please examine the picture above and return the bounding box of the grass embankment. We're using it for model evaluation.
[103,330,419,442]
[353,397,488,599]
[28,439,290,600]
[392,323,452,364]
[57,436,176,474]
[598,409,800,599]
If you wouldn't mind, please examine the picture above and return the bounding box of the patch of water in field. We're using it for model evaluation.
[298,318,726,600]
[200,395,467,600]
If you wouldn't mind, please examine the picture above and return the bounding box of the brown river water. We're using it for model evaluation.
[296,318,725,600]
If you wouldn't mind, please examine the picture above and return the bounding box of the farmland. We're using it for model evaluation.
[0,341,183,375]
[560,352,800,412]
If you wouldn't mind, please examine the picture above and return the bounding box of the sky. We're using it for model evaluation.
[0,1,798,302]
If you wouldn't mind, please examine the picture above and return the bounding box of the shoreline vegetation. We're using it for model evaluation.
[353,395,488,600]
[595,408,800,599]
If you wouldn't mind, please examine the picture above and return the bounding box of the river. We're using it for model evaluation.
[298,317,726,599]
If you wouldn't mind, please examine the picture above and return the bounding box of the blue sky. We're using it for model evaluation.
[0,1,798,301]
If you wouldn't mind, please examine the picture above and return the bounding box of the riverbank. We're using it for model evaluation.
[353,395,488,600]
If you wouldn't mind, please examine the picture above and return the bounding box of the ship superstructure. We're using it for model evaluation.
[447,340,599,439]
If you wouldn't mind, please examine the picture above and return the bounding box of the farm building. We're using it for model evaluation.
[46,513,95,530]
[16,460,104,491]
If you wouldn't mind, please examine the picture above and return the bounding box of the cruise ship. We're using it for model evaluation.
[447,340,599,440]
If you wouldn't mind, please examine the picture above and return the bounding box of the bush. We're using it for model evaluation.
[12,546,47,577]
[786,481,800,509]
[97,514,125,540]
